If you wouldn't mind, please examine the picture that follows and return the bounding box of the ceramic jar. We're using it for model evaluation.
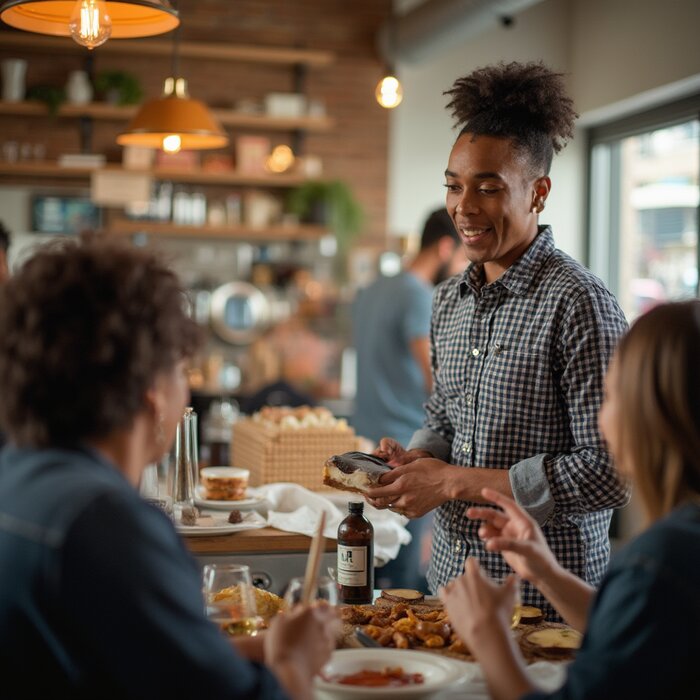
[66,70,93,105]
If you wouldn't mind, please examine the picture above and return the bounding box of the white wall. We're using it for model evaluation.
[388,0,700,263]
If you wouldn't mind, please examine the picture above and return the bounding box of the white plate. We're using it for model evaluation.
[175,511,267,536]
[314,648,471,700]
[194,485,266,511]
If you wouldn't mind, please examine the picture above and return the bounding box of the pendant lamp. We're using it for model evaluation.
[117,27,228,153]
[0,1,179,49]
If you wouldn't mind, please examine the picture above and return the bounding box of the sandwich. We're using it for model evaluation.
[323,451,392,494]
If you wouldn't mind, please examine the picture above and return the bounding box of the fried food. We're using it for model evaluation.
[213,586,285,623]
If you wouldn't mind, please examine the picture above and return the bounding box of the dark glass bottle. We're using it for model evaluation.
[337,501,374,604]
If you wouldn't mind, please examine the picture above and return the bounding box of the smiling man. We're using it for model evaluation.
[366,62,630,619]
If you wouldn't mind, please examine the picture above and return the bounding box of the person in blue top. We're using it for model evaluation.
[440,300,700,699]
[0,236,338,700]
[352,207,467,590]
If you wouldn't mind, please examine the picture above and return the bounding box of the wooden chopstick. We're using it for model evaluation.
[301,510,326,605]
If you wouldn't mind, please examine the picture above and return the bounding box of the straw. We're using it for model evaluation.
[301,510,326,605]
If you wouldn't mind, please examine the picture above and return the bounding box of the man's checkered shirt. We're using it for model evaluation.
[409,227,630,619]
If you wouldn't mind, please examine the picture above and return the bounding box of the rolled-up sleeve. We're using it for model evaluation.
[511,287,630,524]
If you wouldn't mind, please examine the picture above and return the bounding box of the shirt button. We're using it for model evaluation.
[454,542,462,553]
[471,347,480,357]
[466,393,473,405]
[462,441,472,454]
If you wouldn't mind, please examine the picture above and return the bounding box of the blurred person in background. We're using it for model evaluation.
[441,300,700,699]
[0,237,337,700]
[352,207,467,591]
[0,220,10,285]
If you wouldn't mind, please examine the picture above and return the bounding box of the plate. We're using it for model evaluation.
[314,648,470,700]
[194,485,266,511]
[175,511,267,536]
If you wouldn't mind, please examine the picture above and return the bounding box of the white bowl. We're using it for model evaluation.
[314,648,469,700]
[199,467,249,480]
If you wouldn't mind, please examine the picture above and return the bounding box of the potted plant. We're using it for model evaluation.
[94,70,143,106]
[286,179,364,252]
[26,84,65,117]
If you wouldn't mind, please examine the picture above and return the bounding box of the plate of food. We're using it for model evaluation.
[175,509,267,536]
[194,485,266,511]
[315,648,470,700]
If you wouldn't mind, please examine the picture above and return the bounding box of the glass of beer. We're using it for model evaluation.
[202,563,263,636]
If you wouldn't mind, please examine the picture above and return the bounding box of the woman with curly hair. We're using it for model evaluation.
[0,237,337,699]
[366,62,629,619]
[441,300,700,698]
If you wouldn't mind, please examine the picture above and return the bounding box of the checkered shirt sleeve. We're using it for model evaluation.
[410,227,630,620]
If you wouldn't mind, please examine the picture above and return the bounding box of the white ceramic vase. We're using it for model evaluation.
[66,70,93,105]
[1,59,27,102]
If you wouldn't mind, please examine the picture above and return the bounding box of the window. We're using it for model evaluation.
[588,97,700,320]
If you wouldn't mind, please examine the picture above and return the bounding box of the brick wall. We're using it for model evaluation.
[0,0,392,243]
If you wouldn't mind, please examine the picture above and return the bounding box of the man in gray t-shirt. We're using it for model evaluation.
[351,208,467,589]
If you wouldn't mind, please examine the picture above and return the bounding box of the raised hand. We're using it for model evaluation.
[466,488,559,587]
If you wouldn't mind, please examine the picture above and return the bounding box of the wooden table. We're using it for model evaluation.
[183,525,337,555]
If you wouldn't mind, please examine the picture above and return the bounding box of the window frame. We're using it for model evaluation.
[585,94,700,300]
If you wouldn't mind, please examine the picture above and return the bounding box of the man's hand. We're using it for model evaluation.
[374,437,433,466]
[365,458,454,518]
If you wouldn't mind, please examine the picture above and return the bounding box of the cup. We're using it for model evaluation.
[283,575,338,608]
[1,58,27,102]
[493,574,523,628]
[202,563,263,636]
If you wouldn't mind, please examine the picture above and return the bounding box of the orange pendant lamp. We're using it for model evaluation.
[0,1,179,49]
[117,76,228,153]
[117,26,228,153]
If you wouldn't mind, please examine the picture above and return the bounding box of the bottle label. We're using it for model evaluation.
[337,545,368,586]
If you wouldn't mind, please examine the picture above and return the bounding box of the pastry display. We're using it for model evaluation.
[232,405,360,491]
[322,451,392,494]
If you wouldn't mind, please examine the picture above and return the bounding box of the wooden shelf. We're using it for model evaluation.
[0,32,334,67]
[105,219,326,242]
[0,162,316,187]
[0,101,334,132]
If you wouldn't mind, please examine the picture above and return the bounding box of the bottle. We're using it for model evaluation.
[172,407,198,515]
[337,501,374,604]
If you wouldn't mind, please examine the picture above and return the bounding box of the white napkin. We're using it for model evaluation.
[248,483,412,566]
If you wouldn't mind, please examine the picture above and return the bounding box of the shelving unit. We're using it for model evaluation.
[0,101,334,132]
[0,32,335,67]
[0,161,318,187]
[105,218,326,242]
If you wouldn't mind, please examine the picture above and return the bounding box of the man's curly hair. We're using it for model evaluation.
[0,236,203,447]
[444,61,578,175]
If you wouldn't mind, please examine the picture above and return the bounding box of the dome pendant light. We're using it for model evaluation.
[117,26,228,153]
[0,0,179,47]
[118,76,228,152]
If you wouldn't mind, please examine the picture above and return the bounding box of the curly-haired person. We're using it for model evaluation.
[0,237,337,700]
[365,61,630,619]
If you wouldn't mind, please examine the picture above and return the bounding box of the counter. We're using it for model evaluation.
[184,526,337,595]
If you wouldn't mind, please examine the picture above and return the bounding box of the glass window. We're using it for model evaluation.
[588,105,699,320]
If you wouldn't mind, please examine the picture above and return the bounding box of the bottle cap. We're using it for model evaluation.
[348,501,364,513]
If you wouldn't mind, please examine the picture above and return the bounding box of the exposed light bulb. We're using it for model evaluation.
[266,145,295,173]
[375,75,403,109]
[69,0,112,50]
[162,134,182,154]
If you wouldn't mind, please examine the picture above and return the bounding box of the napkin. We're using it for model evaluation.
[248,483,412,566]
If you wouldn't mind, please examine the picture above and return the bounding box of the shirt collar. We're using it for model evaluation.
[459,225,555,298]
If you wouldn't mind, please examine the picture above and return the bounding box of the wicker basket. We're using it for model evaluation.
[232,418,360,491]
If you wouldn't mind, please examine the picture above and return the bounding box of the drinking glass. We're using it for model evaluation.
[493,574,523,628]
[202,563,263,636]
[283,575,338,608]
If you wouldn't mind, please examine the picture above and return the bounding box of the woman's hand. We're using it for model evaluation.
[373,437,433,466]
[439,558,517,651]
[466,488,559,587]
[264,604,340,700]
